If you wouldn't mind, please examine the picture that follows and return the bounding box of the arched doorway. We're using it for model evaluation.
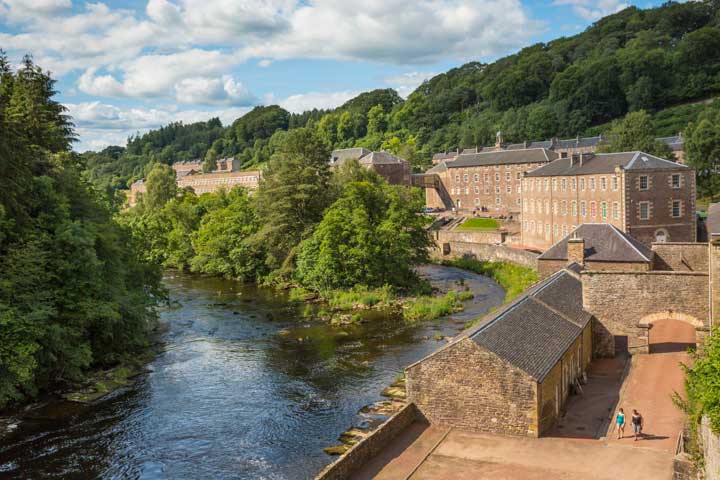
[648,319,696,354]
[654,228,669,243]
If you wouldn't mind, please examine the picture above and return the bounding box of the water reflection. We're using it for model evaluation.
[0,269,504,479]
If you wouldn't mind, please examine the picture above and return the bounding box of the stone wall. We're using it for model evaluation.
[435,240,538,270]
[702,416,720,480]
[710,235,720,324]
[582,271,709,356]
[315,403,422,480]
[434,229,506,245]
[538,259,649,279]
[652,242,709,272]
[406,338,539,436]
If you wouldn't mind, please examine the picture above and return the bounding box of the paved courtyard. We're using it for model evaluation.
[352,320,694,479]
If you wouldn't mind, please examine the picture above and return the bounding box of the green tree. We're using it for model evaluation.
[685,107,720,198]
[202,147,218,172]
[295,180,430,290]
[144,163,177,210]
[252,128,333,277]
[598,111,674,158]
[367,104,388,135]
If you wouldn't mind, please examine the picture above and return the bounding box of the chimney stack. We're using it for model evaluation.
[567,235,585,267]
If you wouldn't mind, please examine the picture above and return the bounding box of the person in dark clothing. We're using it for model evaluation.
[631,409,643,441]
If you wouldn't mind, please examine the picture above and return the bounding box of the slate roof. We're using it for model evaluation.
[447,148,558,168]
[359,151,408,165]
[525,151,687,177]
[425,162,448,174]
[466,269,591,381]
[539,224,653,263]
[657,135,684,151]
[708,203,720,235]
[330,147,371,165]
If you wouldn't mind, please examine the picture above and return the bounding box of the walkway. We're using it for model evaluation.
[353,429,673,480]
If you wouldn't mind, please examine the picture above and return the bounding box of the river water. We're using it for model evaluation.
[0,266,504,479]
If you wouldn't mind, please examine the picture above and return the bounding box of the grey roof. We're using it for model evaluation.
[708,203,720,236]
[556,136,606,149]
[330,147,371,165]
[447,148,558,169]
[657,135,685,151]
[467,269,590,381]
[525,151,687,177]
[359,151,408,165]
[425,162,448,174]
[538,224,653,263]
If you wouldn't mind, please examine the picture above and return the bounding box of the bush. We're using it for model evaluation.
[403,291,462,323]
[444,258,538,302]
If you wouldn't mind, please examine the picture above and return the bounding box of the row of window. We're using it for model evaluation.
[522,173,683,193]
[523,221,577,239]
[523,199,620,220]
[451,185,522,195]
[455,172,523,184]
[180,175,259,186]
[638,200,683,219]
[459,197,523,207]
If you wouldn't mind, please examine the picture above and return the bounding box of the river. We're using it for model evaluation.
[0,266,504,479]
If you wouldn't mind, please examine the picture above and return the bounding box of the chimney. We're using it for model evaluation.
[551,136,559,147]
[567,235,585,266]
[579,152,584,166]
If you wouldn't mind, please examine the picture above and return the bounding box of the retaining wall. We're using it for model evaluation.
[651,242,709,272]
[315,403,422,480]
[435,241,538,270]
[702,416,720,480]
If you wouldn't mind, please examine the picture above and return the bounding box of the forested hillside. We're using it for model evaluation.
[83,0,720,199]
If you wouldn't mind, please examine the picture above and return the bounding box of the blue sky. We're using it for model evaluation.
[0,0,666,151]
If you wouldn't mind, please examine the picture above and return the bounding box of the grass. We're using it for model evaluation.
[323,285,396,311]
[456,218,500,231]
[403,291,463,323]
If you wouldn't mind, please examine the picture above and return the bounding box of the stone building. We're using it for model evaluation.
[421,148,558,214]
[406,268,592,437]
[329,148,411,186]
[521,151,695,250]
[127,157,261,206]
[432,133,685,164]
[537,224,654,278]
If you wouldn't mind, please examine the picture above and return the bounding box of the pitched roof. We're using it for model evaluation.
[330,147,371,165]
[538,223,653,263]
[657,135,684,151]
[447,148,557,168]
[425,162,448,174]
[359,151,408,165]
[708,203,720,236]
[525,151,687,177]
[466,269,591,381]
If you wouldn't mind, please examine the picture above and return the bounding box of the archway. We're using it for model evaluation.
[647,319,697,354]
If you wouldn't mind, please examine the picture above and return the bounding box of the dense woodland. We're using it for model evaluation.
[83,0,720,202]
[0,56,162,408]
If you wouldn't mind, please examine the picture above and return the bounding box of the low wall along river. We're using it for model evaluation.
[0,267,504,479]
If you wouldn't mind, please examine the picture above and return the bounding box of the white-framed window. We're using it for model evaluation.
[516,184,521,193]
[506,186,511,193]
[465,187,469,194]
[553,224,558,237]
[537,200,542,213]
[571,201,577,217]
[484,174,489,182]
[537,222,542,234]
[544,179,550,191]
[530,201,535,214]
[639,175,649,190]
[613,202,619,220]
[495,173,500,182]
[516,198,521,206]
[506,172,511,181]
[474,173,479,182]
[553,201,558,215]
[600,177,607,191]
[612,176,618,191]
[590,177,596,191]
[516,172,522,180]
[455,174,460,183]
[536,179,541,190]
[580,201,587,217]
[571,178,577,191]
[484,186,489,194]
[561,200,567,215]
[601,201,607,219]
[464,174,469,182]
[545,200,550,215]
[552,178,557,191]
[561,178,566,191]
[580,178,585,190]
[495,164,500,170]
[495,197,501,205]
[474,186,479,194]
[639,201,650,220]
[474,198,480,206]
[590,201,597,217]
[562,224,568,235]
[495,186,500,194]
[545,223,550,238]
[671,174,681,189]
[672,200,682,217]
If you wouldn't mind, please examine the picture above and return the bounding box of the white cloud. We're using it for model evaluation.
[258,59,272,68]
[175,76,257,106]
[278,90,361,113]
[0,0,71,23]
[553,0,629,21]
[384,71,437,98]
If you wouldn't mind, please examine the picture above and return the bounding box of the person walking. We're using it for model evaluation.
[616,408,626,439]
[631,409,643,441]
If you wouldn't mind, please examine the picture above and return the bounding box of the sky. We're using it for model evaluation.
[0,0,668,151]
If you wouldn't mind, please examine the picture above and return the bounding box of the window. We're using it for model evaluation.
[600,177,607,191]
[516,172,522,180]
[561,200,567,215]
[590,201,597,217]
[465,187,469,194]
[612,176,618,191]
[613,202,619,220]
[590,177,596,191]
[545,223,550,237]
[495,197,501,205]
[580,178,585,190]
[455,175,460,183]
[506,186,512,193]
[571,201,577,217]
[552,178,557,191]
[672,200,682,218]
[516,198,521,206]
[464,174,469,182]
[524,221,528,231]
[580,201,587,217]
[544,179,550,191]
[474,173,479,182]
[495,186,500,194]
[529,180,533,191]
[516,184,521,193]
[571,178,577,191]
[545,200,550,214]
[530,221,534,232]
[506,164,511,169]
[536,179,541,190]
[639,201,650,220]
[655,229,668,243]
[601,202,607,219]
[495,173,500,182]
[553,224,558,237]
[537,222,542,234]
[474,186,479,194]
[484,186,489,194]
[495,165,500,170]
[561,178,566,191]
[506,172,511,181]
[562,224,568,235]
[553,201,558,215]
[474,198,480,206]
[484,174,489,182]
[561,152,568,158]
[671,174,681,189]
[537,200,542,213]
[639,175,649,190]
